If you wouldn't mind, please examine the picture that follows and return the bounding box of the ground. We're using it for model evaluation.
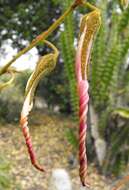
[0,111,114,190]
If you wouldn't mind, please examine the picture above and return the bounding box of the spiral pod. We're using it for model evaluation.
[75,10,101,186]
[76,37,90,187]
[20,91,45,172]
[20,40,59,172]
[78,80,89,186]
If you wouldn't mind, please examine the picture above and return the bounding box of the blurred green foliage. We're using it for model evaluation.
[0,0,60,48]
[37,65,72,113]
[0,71,29,123]
[65,128,78,150]
[59,0,79,118]
[0,155,12,189]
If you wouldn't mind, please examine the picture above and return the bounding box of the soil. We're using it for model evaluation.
[0,111,114,190]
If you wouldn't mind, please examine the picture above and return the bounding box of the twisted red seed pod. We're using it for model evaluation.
[20,90,45,172]
[76,35,90,187]
[78,80,89,186]
[20,40,59,172]
[75,10,101,187]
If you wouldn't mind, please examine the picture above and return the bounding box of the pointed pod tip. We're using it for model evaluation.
[33,162,46,172]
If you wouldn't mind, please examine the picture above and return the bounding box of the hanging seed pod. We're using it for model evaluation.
[75,10,101,187]
[20,40,59,172]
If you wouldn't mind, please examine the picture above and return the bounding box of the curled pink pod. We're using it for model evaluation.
[20,40,59,172]
[75,9,101,187]
[78,80,89,187]
[76,47,90,187]
[20,90,45,172]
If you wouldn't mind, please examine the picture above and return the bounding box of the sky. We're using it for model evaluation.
[0,39,39,71]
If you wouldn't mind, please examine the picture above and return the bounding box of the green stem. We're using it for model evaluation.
[0,0,82,75]
[83,2,100,11]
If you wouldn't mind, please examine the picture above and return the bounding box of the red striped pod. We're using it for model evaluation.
[20,40,59,172]
[75,10,101,187]
[20,89,45,172]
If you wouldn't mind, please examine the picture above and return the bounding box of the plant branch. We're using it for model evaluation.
[72,0,85,8]
[83,2,100,11]
[0,0,86,76]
